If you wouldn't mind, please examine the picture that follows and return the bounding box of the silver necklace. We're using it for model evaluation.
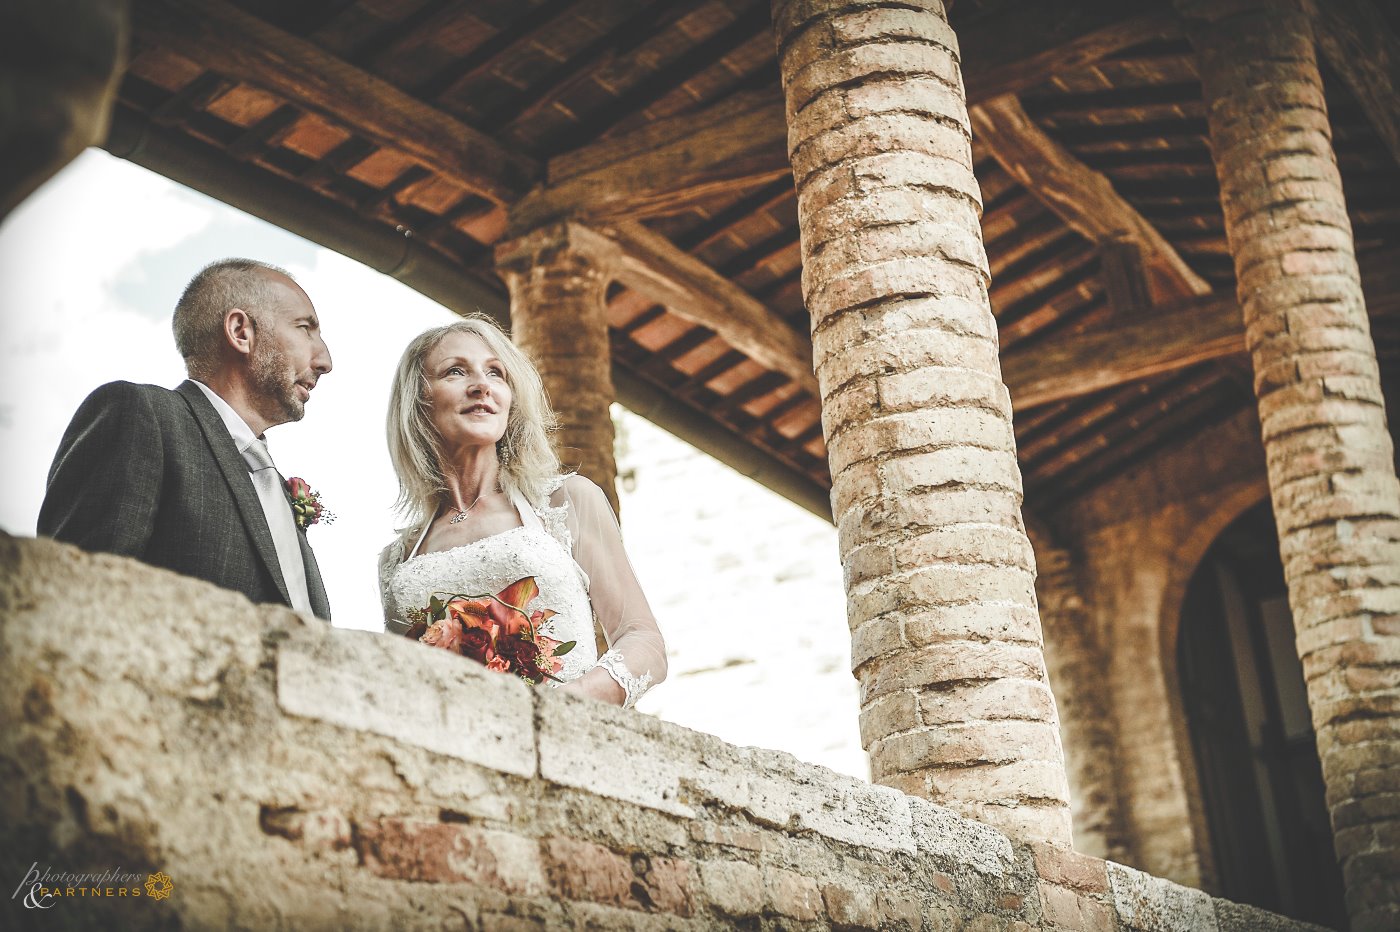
[448,488,492,524]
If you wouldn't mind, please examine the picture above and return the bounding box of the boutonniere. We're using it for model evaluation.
[286,477,335,529]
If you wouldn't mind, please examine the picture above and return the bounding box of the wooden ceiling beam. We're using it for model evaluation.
[507,90,791,236]
[514,1,1179,229]
[1003,247,1400,411]
[970,94,1211,302]
[958,0,1183,106]
[1003,293,1241,411]
[132,0,538,205]
[575,221,821,398]
[1308,0,1400,170]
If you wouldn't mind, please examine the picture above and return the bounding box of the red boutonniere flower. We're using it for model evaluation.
[286,476,334,530]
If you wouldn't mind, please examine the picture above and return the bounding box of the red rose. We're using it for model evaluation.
[496,635,539,665]
[459,627,492,663]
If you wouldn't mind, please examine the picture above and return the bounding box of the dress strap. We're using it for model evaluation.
[511,489,545,532]
[406,513,434,560]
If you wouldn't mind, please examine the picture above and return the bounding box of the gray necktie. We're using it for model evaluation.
[247,437,313,614]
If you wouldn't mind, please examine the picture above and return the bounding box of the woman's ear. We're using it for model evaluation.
[224,307,255,357]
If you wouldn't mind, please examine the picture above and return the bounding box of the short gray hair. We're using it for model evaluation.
[387,315,560,528]
[173,258,294,379]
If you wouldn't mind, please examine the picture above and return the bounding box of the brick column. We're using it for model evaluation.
[496,223,620,513]
[1180,2,1400,927]
[773,0,1071,844]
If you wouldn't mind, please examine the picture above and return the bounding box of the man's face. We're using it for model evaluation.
[247,275,332,427]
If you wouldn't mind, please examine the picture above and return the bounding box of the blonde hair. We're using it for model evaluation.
[387,315,560,528]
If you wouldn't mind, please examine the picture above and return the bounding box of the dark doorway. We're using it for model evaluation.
[1177,500,1348,929]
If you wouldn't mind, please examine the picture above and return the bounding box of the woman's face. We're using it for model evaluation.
[424,331,513,456]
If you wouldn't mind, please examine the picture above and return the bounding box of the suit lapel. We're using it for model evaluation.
[175,381,293,607]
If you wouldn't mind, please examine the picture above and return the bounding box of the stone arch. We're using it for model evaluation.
[1155,478,1270,892]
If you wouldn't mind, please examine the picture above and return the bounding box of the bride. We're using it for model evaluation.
[378,316,666,708]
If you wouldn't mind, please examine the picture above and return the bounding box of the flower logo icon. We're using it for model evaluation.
[144,871,173,901]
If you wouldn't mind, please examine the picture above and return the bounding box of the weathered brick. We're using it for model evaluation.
[850,613,906,667]
[355,820,545,893]
[917,678,1057,727]
[859,688,918,746]
[816,325,999,396]
[889,523,1035,572]
[829,7,958,58]
[765,866,823,920]
[859,641,1048,701]
[876,720,1064,770]
[784,42,962,118]
[541,837,693,916]
[822,879,879,929]
[924,758,1071,806]
[903,603,1044,647]
[809,255,987,320]
[1032,842,1110,894]
[699,859,764,917]
[813,292,996,363]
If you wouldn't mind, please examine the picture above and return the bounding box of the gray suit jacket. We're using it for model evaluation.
[38,380,332,619]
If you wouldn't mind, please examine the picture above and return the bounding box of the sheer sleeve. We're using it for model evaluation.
[378,534,411,635]
[551,474,667,705]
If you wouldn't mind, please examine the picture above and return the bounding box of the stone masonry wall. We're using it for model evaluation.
[0,535,1320,931]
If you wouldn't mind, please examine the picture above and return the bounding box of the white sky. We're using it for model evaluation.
[0,150,867,779]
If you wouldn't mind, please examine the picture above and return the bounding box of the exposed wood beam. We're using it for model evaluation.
[970,94,1211,302]
[131,0,537,205]
[519,1,1177,226]
[959,0,1183,106]
[1308,0,1400,169]
[508,91,791,236]
[1003,247,1400,411]
[1002,293,1241,410]
[576,221,820,398]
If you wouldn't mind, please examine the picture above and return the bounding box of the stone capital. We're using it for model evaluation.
[493,220,621,280]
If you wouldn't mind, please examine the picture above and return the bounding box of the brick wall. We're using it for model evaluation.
[1052,407,1272,888]
[0,534,1319,930]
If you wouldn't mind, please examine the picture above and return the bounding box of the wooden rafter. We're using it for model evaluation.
[1001,293,1242,410]
[587,221,821,399]
[970,94,1211,302]
[959,0,1183,105]
[131,0,538,205]
[1002,246,1400,411]
[1308,0,1400,169]
[508,91,792,236]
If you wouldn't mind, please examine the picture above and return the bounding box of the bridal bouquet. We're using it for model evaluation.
[402,576,574,684]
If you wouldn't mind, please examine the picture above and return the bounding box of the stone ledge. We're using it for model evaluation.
[0,535,1326,930]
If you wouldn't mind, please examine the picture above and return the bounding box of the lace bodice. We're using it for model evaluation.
[379,475,666,705]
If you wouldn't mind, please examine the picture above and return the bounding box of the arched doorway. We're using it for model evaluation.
[1176,500,1347,928]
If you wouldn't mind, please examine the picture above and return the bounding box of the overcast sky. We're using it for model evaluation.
[0,150,866,778]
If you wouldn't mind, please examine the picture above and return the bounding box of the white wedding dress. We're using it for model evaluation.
[379,475,665,707]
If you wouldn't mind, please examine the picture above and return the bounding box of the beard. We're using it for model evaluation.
[250,337,305,424]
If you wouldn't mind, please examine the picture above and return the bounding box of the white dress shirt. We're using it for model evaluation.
[192,381,313,614]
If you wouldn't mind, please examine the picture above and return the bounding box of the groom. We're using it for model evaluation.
[38,258,334,619]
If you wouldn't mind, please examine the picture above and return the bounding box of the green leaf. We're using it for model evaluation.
[428,595,444,620]
[553,640,576,656]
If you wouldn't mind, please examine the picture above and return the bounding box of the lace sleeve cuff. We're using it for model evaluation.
[595,649,653,710]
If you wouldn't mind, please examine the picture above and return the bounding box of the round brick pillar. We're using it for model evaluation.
[772,0,1072,845]
[496,223,620,514]
[1180,2,1400,927]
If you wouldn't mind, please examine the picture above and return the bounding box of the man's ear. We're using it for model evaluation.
[224,308,255,358]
